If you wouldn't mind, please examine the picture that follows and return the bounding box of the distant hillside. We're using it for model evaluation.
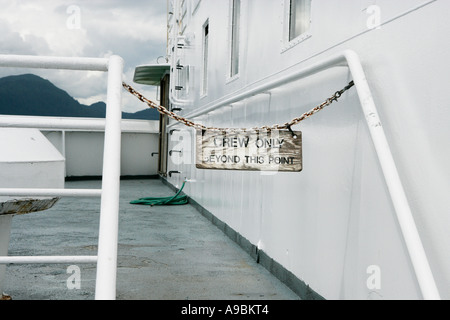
[0,74,160,120]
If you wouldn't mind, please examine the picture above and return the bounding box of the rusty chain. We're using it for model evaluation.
[122,81,354,132]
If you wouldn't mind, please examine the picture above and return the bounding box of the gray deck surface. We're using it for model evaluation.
[3,179,299,300]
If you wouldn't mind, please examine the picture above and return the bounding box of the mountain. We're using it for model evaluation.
[0,74,160,120]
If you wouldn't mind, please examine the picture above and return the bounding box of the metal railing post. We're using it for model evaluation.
[94,55,124,300]
[343,50,441,300]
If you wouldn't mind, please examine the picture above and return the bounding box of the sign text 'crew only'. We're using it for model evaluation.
[196,130,302,172]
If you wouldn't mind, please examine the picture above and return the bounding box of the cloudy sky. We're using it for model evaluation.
[0,0,168,112]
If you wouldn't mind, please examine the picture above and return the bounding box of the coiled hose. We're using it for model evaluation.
[130,180,188,206]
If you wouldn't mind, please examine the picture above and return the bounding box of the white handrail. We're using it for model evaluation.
[345,51,440,300]
[0,54,124,300]
[0,188,102,198]
[170,52,347,121]
[167,50,441,300]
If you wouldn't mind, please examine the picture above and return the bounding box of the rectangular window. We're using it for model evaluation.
[289,0,311,41]
[230,0,240,78]
[202,21,209,96]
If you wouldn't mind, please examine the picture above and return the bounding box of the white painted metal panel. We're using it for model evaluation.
[166,0,449,299]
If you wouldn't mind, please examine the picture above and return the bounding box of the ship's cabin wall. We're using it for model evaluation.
[166,0,450,299]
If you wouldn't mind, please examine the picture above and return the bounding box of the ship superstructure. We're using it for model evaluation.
[156,0,450,300]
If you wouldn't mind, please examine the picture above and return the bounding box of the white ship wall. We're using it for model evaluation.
[45,131,159,178]
[166,0,450,299]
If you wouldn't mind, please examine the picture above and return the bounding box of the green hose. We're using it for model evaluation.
[130,180,188,206]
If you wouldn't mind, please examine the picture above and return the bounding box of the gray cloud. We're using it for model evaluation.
[0,0,167,112]
[0,20,48,55]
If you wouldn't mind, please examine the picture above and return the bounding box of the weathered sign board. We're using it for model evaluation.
[196,130,302,172]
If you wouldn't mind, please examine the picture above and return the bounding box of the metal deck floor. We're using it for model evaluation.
[3,179,299,300]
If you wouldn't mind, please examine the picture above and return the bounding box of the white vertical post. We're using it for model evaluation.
[344,50,441,300]
[0,215,13,295]
[94,55,124,300]
[62,130,67,177]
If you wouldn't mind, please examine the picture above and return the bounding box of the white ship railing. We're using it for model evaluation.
[169,50,441,300]
[0,115,158,133]
[0,54,124,300]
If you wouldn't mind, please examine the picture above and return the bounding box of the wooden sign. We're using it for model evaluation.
[196,130,302,172]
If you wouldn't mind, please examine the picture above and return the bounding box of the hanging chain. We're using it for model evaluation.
[122,80,355,132]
